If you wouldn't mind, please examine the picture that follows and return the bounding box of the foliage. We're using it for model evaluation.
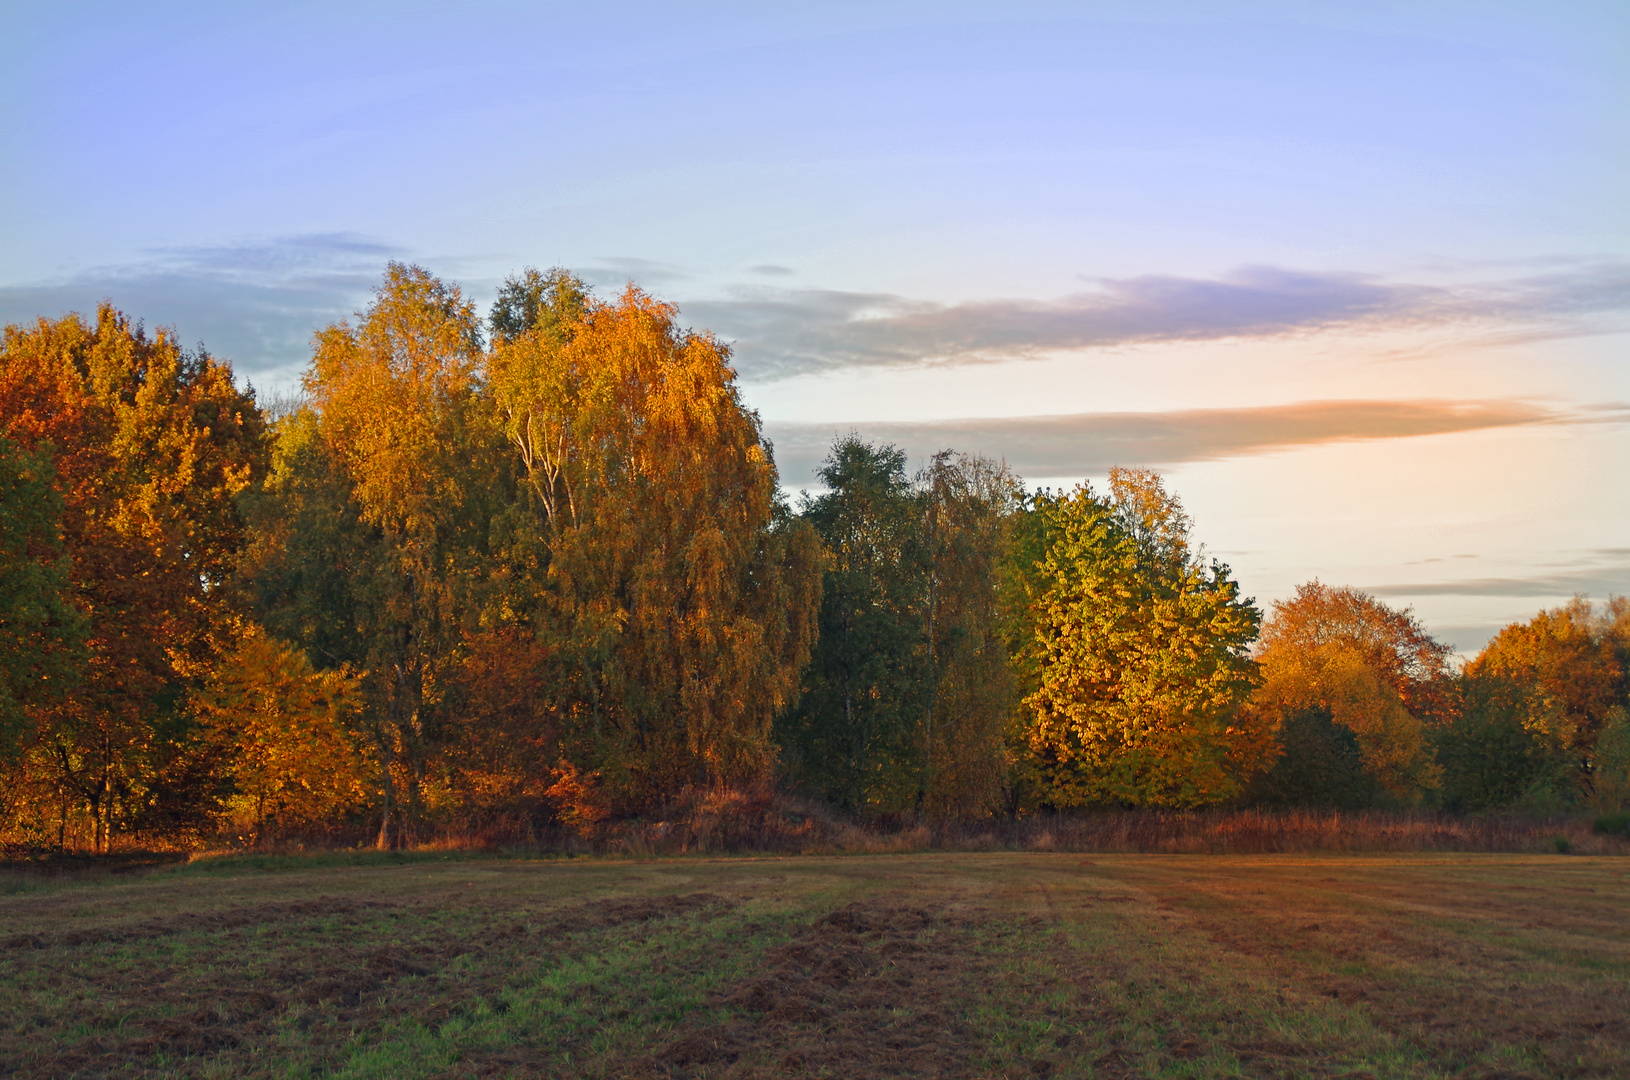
[191,623,370,842]
[1252,582,1448,802]
[916,451,1022,817]
[777,438,1019,818]
[1018,469,1263,809]
[1589,706,1630,811]
[300,263,497,845]
[1434,675,1574,813]
[484,279,822,808]
[0,438,85,762]
[1248,706,1378,809]
[8,270,1622,850]
[777,437,932,813]
[1466,597,1626,753]
[0,307,265,850]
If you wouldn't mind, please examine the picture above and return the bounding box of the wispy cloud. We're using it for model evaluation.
[578,257,691,290]
[695,262,1630,379]
[1368,546,1630,604]
[0,234,400,385]
[764,397,1610,484]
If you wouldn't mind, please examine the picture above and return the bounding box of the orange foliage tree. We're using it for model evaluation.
[0,308,266,850]
[1465,597,1626,752]
[296,264,499,846]
[192,623,370,845]
[1252,582,1450,801]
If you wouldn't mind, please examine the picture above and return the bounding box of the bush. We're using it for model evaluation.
[1592,812,1630,836]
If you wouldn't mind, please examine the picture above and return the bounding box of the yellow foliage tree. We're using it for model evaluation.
[486,278,822,808]
[1019,470,1264,808]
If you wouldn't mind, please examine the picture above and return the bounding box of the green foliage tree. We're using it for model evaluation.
[916,451,1021,817]
[1435,675,1574,813]
[1590,706,1630,811]
[779,439,1020,817]
[1016,469,1262,808]
[0,438,87,823]
[1248,707,1377,810]
[778,437,932,814]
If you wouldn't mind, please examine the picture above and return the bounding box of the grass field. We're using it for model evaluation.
[2,851,1626,1078]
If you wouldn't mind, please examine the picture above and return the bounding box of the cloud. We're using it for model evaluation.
[0,234,400,387]
[763,397,1606,485]
[692,262,1630,379]
[1367,554,1630,602]
[577,257,690,290]
[749,264,795,277]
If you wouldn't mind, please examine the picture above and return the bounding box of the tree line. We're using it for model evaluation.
[2,264,1627,851]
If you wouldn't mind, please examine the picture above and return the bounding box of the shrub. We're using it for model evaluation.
[1591,812,1630,836]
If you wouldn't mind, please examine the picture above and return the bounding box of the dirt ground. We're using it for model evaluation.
[1,851,1626,1078]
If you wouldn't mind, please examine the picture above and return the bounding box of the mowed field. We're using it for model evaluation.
[2,852,1626,1079]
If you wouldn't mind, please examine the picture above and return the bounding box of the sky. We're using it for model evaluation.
[3,0,1627,652]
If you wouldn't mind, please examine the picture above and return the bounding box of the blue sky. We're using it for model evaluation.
[3,1,1627,649]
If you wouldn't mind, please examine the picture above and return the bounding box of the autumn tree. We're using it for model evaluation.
[483,276,822,810]
[0,308,266,850]
[0,437,87,837]
[191,623,369,845]
[289,263,499,846]
[1465,597,1625,754]
[1251,582,1449,802]
[1018,469,1263,808]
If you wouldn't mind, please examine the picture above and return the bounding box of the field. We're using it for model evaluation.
[2,852,1626,1079]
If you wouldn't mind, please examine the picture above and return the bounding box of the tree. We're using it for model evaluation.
[1590,707,1630,812]
[777,437,933,814]
[0,308,266,850]
[1018,469,1263,808]
[916,451,1022,817]
[1434,675,1574,813]
[484,278,822,809]
[297,263,497,846]
[192,623,369,845]
[1466,598,1624,754]
[0,437,87,836]
[1251,582,1449,802]
[1248,707,1376,810]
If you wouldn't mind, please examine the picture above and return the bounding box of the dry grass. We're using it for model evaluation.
[1,850,1627,1078]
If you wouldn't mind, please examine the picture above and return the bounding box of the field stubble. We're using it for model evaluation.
[0,852,1626,1078]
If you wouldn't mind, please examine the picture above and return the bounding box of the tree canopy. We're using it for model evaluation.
[1018,470,1263,809]
[2,267,1625,851]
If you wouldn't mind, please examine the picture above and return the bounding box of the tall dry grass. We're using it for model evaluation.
[10,789,1629,862]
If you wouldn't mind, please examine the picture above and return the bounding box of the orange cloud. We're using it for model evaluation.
[766,398,1618,483]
